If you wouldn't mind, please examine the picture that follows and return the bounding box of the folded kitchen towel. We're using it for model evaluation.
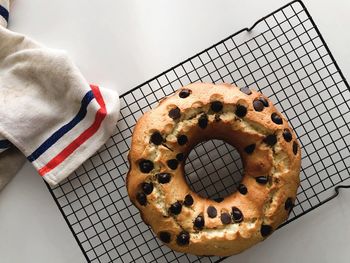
[0,1,120,190]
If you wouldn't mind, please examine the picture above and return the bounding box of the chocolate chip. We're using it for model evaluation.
[285,197,294,211]
[157,173,171,184]
[150,131,163,145]
[263,134,277,146]
[220,213,232,225]
[253,99,264,112]
[198,114,208,129]
[176,153,184,161]
[167,159,179,170]
[139,159,154,173]
[136,192,147,206]
[215,114,221,122]
[142,182,153,195]
[231,207,243,222]
[168,107,181,120]
[194,215,205,229]
[184,194,194,207]
[240,87,252,95]
[159,231,171,243]
[260,224,273,237]
[293,141,298,155]
[283,129,293,142]
[179,89,191,98]
[244,144,256,154]
[169,201,182,215]
[177,135,188,146]
[176,231,190,246]
[211,101,223,112]
[271,113,283,125]
[237,184,248,195]
[214,197,224,203]
[259,97,269,107]
[256,176,269,185]
[207,206,217,218]
[235,105,247,118]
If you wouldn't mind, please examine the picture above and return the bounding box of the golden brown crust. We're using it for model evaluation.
[126,83,301,256]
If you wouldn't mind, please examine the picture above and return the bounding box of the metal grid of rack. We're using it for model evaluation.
[48,1,350,262]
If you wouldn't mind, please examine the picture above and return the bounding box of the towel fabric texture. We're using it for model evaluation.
[0,1,120,190]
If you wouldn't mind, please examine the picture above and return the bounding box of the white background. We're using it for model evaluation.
[0,0,350,262]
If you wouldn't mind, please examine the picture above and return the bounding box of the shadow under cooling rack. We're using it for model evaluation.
[48,1,350,262]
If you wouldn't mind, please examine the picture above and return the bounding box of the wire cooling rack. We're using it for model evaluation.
[47,1,350,262]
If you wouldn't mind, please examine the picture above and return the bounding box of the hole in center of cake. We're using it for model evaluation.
[184,139,244,200]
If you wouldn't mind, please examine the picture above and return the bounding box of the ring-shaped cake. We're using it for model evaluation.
[127,83,301,256]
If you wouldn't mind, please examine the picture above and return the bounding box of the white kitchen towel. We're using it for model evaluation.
[0,2,120,190]
[0,0,26,191]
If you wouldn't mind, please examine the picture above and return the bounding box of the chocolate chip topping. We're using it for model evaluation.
[176,231,190,246]
[184,194,194,207]
[244,144,256,154]
[238,184,248,195]
[177,135,188,146]
[159,231,171,243]
[214,197,224,203]
[139,159,154,173]
[142,182,153,195]
[285,197,294,211]
[283,129,293,142]
[231,207,243,223]
[240,87,252,95]
[179,89,192,98]
[293,141,298,155]
[168,107,181,120]
[220,213,232,225]
[256,176,269,184]
[194,215,205,230]
[157,173,171,184]
[135,86,295,243]
[253,99,264,112]
[235,105,247,118]
[167,159,179,170]
[150,131,163,145]
[259,97,269,107]
[211,101,223,112]
[176,153,184,161]
[136,192,147,206]
[198,114,208,129]
[263,134,277,146]
[207,206,217,218]
[260,224,273,237]
[169,201,182,215]
[271,113,283,125]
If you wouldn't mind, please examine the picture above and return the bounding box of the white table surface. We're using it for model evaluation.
[0,0,350,262]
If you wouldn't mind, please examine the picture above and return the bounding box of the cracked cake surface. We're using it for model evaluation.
[126,83,301,256]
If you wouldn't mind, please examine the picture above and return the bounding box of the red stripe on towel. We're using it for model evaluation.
[38,85,107,176]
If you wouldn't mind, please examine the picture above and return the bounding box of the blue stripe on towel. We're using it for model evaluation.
[0,5,9,22]
[0,139,11,149]
[27,90,95,162]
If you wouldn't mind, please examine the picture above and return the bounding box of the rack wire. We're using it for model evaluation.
[48,1,350,262]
